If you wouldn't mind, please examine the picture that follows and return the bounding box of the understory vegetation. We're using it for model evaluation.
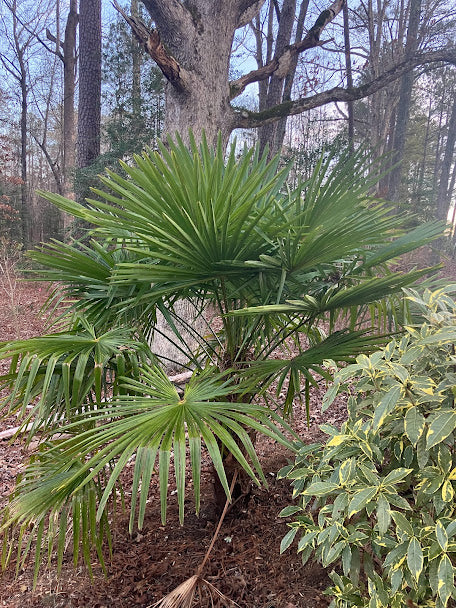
[0,135,449,605]
[281,287,456,607]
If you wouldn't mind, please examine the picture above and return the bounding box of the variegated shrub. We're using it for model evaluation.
[280,287,456,608]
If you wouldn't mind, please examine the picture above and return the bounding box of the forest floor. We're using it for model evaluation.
[1,249,456,608]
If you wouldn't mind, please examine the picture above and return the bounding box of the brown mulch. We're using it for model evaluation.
[1,252,456,608]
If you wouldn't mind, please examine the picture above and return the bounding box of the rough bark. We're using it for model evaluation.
[62,0,78,200]
[77,0,101,172]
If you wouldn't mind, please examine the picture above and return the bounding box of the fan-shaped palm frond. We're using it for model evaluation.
[1,365,293,577]
[0,322,150,440]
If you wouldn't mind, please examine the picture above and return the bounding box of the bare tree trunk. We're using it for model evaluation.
[272,0,308,154]
[258,0,296,155]
[388,0,422,202]
[414,95,432,212]
[157,9,235,147]
[10,1,31,247]
[343,0,354,153]
[131,0,142,116]
[62,0,78,201]
[19,68,29,247]
[77,0,101,177]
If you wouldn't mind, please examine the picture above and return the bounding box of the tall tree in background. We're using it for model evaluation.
[102,1,164,165]
[342,0,354,152]
[387,0,422,202]
[131,0,141,116]
[255,0,308,156]
[437,92,456,222]
[46,0,78,201]
[77,0,101,197]
[0,0,44,246]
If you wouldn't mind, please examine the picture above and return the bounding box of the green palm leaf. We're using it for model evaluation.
[0,324,150,438]
[1,365,294,578]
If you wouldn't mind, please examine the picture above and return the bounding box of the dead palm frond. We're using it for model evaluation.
[150,473,240,608]
[150,574,239,608]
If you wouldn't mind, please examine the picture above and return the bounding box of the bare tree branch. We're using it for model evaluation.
[0,51,22,80]
[233,47,456,129]
[230,0,345,99]
[45,29,64,60]
[3,0,59,60]
[113,1,189,92]
[31,132,63,195]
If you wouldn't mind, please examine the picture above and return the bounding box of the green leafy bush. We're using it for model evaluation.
[281,287,456,608]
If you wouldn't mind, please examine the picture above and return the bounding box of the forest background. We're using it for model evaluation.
[1,0,456,250]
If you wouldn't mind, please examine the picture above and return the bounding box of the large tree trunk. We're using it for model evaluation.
[123,0,278,146]
[77,0,101,174]
[147,2,236,146]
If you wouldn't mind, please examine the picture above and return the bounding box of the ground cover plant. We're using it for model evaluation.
[0,133,444,587]
[281,286,456,607]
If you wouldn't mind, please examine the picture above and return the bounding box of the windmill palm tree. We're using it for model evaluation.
[0,133,442,578]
